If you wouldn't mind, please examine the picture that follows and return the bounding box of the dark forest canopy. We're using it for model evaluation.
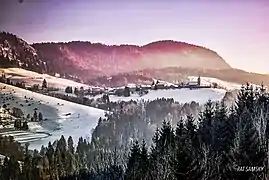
[0,84,269,179]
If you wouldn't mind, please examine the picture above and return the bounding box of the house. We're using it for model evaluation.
[151,80,166,90]
[187,76,201,89]
[108,89,116,95]
[114,88,125,96]
[85,87,104,96]
[55,73,60,78]
[155,83,165,89]
[188,81,198,86]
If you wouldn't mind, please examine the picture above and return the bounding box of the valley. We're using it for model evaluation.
[1,0,268,178]
[0,32,252,155]
[0,67,240,151]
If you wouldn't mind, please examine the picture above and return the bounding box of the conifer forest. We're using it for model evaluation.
[0,84,268,180]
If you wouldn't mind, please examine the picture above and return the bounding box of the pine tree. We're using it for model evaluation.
[125,140,141,180]
[31,150,42,180]
[65,86,73,93]
[76,137,86,169]
[198,100,214,147]
[55,148,65,178]
[38,112,43,121]
[8,155,21,180]
[66,151,77,177]
[21,153,32,180]
[22,121,29,130]
[139,139,149,179]
[171,118,196,180]
[236,83,254,116]
[212,101,236,179]
[42,79,47,89]
[67,136,74,154]
[33,110,38,122]
[42,155,50,180]
[185,115,198,148]
[103,165,124,180]
[149,121,175,179]
[74,87,78,96]
[1,156,9,180]
[57,135,67,153]
[214,101,234,152]
[46,141,54,166]
[230,85,267,179]
[159,120,175,150]
[40,145,46,156]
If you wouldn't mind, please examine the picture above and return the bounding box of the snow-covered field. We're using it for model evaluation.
[0,128,50,144]
[0,68,92,90]
[101,76,237,103]
[89,88,227,104]
[84,77,235,103]
[0,82,105,150]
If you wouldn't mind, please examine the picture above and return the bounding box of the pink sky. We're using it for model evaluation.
[1,0,269,73]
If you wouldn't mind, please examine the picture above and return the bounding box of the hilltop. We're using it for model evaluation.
[0,32,231,80]
[0,32,47,73]
[32,40,231,79]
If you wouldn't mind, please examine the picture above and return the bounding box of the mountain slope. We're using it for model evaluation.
[124,67,269,87]
[0,32,231,81]
[0,32,47,73]
[0,82,105,150]
[32,40,231,79]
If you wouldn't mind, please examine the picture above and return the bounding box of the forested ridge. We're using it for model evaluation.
[0,84,269,180]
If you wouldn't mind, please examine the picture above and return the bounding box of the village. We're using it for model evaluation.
[45,75,216,99]
[0,74,219,130]
[0,71,217,99]
[83,76,215,97]
[0,73,218,131]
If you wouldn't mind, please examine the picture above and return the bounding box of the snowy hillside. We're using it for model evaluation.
[91,88,227,104]
[0,68,92,89]
[188,76,242,90]
[0,82,105,150]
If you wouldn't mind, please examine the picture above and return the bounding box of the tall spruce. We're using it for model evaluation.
[125,140,141,180]
[171,119,193,179]
[198,100,215,147]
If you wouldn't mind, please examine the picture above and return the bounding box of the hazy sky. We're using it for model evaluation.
[1,0,269,73]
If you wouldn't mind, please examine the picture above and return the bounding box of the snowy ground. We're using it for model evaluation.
[90,76,237,103]
[0,68,92,90]
[0,82,105,150]
[0,128,50,144]
[87,88,227,104]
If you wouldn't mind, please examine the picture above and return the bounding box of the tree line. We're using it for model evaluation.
[65,83,269,180]
[0,84,268,179]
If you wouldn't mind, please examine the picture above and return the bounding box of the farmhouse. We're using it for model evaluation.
[187,76,201,87]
